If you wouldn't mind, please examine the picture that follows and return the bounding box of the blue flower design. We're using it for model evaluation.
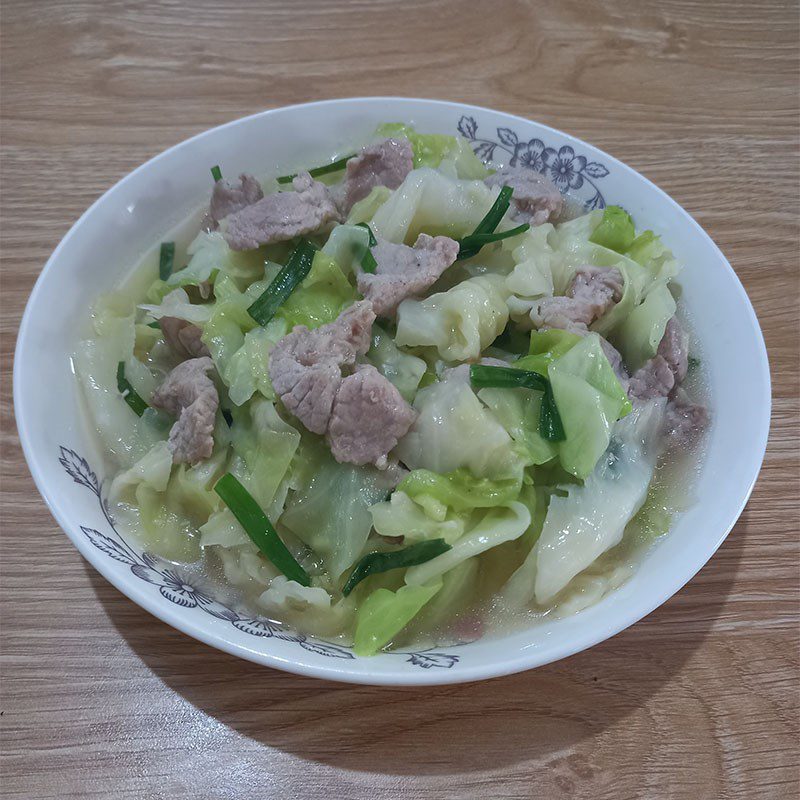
[543,145,587,190]
[455,116,609,209]
[510,138,547,171]
[158,569,211,608]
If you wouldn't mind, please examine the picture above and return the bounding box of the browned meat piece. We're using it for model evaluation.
[657,316,689,383]
[327,364,416,467]
[224,172,340,250]
[627,355,675,402]
[208,174,263,228]
[664,389,709,446]
[533,266,624,332]
[357,233,459,317]
[159,317,210,359]
[268,301,376,434]
[341,138,414,213]
[485,165,564,226]
[151,357,219,464]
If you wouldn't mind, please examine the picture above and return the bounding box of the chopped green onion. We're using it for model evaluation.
[146,320,161,329]
[214,473,310,586]
[355,222,378,273]
[116,362,148,417]
[456,185,514,259]
[247,239,318,326]
[158,242,175,281]
[276,153,356,185]
[210,165,222,182]
[342,539,451,596]
[469,363,565,442]
[540,383,566,441]
[469,363,548,392]
[458,223,529,258]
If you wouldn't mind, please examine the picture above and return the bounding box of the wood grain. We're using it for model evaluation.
[1,1,798,798]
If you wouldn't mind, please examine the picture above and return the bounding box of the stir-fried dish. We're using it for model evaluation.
[75,124,709,655]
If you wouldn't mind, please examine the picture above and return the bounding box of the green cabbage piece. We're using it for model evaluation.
[111,440,226,561]
[353,580,442,656]
[404,501,531,586]
[477,387,557,465]
[346,186,392,224]
[589,205,636,253]
[199,400,299,550]
[167,230,265,289]
[533,400,664,603]
[73,304,162,468]
[370,167,499,244]
[522,329,584,373]
[408,557,480,635]
[375,123,488,178]
[369,491,467,544]
[376,122,454,169]
[321,224,371,276]
[201,275,259,378]
[399,467,523,515]
[546,333,632,479]
[395,274,510,362]
[280,438,394,578]
[616,282,676,371]
[366,325,426,402]
[275,251,356,330]
[395,366,523,480]
[224,320,287,406]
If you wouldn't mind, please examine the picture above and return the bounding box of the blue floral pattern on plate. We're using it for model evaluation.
[456,115,610,209]
[58,447,460,669]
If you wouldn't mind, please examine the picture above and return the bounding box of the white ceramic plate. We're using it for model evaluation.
[14,98,771,685]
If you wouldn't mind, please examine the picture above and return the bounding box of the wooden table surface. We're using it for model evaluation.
[1,1,798,797]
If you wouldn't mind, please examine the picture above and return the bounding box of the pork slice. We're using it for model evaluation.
[627,355,675,402]
[485,165,564,226]
[268,300,376,434]
[664,389,709,446]
[341,138,414,213]
[357,233,459,317]
[532,266,624,332]
[224,172,340,250]
[327,364,417,468]
[628,315,693,404]
[208,173,263,228]
[151,357,219,464]
[159,317,210,359]
[657,316,689,383]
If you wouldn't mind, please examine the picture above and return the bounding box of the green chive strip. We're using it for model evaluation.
[342,539,452,597]
[214,473,310,586]
[458,223,530,256]
[247,239,318,326]
[210,165,222,182]
[276,153,357,185]
[116,362,148,417]
[540,383,565,441]
[146,320,161,329]
[355,222,378,274]
[457,185,514,260]
[469,363,565,442]
[159,242,175,281]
